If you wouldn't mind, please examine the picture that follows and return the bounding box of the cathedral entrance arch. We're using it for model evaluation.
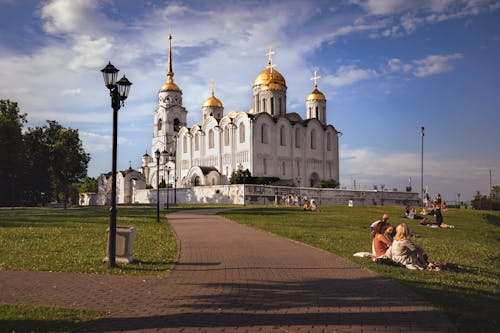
[184,166,221,187]
[309,172,320,187]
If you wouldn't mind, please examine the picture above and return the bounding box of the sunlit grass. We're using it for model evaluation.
[0,206,177,275]
[220,205,500,333]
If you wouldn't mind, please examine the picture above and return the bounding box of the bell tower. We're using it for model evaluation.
[153,32,187,156]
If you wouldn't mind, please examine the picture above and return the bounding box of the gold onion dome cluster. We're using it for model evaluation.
[306,87,326,101]
[253,66,287,91]
[203,94,223,108]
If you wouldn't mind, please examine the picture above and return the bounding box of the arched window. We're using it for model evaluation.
[282,161,286,175]
[157,118,162,131]
[239,123,245,143]
[280,126,286,146]
[262,99,266,113]
[279,98,282,114]
[183,136,187,153]
[173,118,180,132]
[271,97,274,115]
[327,132,332,151]
[224,126,230,146]
[310,129,317,149]
[315,106,318,118]
[208,129,214,148]
[261,124,268,144]
[295,128,301,148]
[195,134,199,151]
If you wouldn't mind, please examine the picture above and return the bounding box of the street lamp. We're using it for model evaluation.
[155,149,161,223]
[166,166,172,209]
[101,61,132,268]
[421,126,425,207]
[296,177,301,204]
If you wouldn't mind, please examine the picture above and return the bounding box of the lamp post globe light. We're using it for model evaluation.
[155,149,161,223]
[100,61,132,268]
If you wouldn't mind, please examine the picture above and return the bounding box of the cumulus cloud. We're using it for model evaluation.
[40,0,119,36]
[339,144,496,200]
[412,53,463,77]
[323,65,378,87]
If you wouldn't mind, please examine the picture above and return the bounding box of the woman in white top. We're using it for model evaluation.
[390,223,429,270]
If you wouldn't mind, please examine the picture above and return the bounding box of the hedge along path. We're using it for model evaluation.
[0,209,455,332]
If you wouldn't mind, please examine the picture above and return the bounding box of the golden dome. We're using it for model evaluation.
[253,67,286,90]
[160,80,181,92]
[203,95,223,108]
[306,88,326,101]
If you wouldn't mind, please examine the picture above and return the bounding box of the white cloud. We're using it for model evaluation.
[339,144,496,201]
[413,53,463,77]
[40,0,119,37]
[61,88,81,96]
[323,65,378,87]
[387,58,412,72]
[349,0,418,15]
[68,35,113,70]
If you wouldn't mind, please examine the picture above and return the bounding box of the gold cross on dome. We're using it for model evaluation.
[266,45,276,73]
[311,70,321,88]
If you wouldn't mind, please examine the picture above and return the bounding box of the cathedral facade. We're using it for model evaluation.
[141,35,340,190]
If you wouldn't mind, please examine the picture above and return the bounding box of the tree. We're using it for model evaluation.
[0,100,26,205]
[24,121,90,207]
[315,179,339,189]
[79,176,98,193]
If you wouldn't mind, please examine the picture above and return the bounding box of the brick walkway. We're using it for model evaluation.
[0,209,455,332]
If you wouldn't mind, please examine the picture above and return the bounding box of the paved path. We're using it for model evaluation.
[0,209,455,332]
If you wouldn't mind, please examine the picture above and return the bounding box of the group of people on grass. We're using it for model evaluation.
[303,199,320,212]
[369,214,445,271]
[403,193,454,229]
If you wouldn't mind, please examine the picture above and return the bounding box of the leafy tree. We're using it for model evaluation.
[315,179,339,189]
[0,100,26,205]
[79,176,98,193]
[23,126,53,205]
[229,168,251,184]
[24,121,90,207]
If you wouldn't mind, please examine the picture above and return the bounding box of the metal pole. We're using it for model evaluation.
[167,169,170,209]
[108,87,119,268]
[421,126,424,207]
[156,157,160,222]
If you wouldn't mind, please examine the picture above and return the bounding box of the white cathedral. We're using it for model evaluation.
[139,34,340,191]
[88,34,341,205]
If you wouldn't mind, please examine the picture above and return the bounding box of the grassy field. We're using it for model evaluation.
[219,205,500,333]
[0,206,177,275]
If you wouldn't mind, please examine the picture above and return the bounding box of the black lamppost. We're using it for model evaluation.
[296,177,301,203]
[166,166,172,209]
[421,126,425,207]
[100,61,132,268]
[155,149,161,223]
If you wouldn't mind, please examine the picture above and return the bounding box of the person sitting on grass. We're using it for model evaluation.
[303,200,310,211]
[372,220,392,259]
[310,199,320,212]
[389,223,430,270]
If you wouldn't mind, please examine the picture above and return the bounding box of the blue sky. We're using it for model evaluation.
[1,0,499,202]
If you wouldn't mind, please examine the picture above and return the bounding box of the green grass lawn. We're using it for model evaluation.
[220,205,500,333]
[0,206,177,275]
